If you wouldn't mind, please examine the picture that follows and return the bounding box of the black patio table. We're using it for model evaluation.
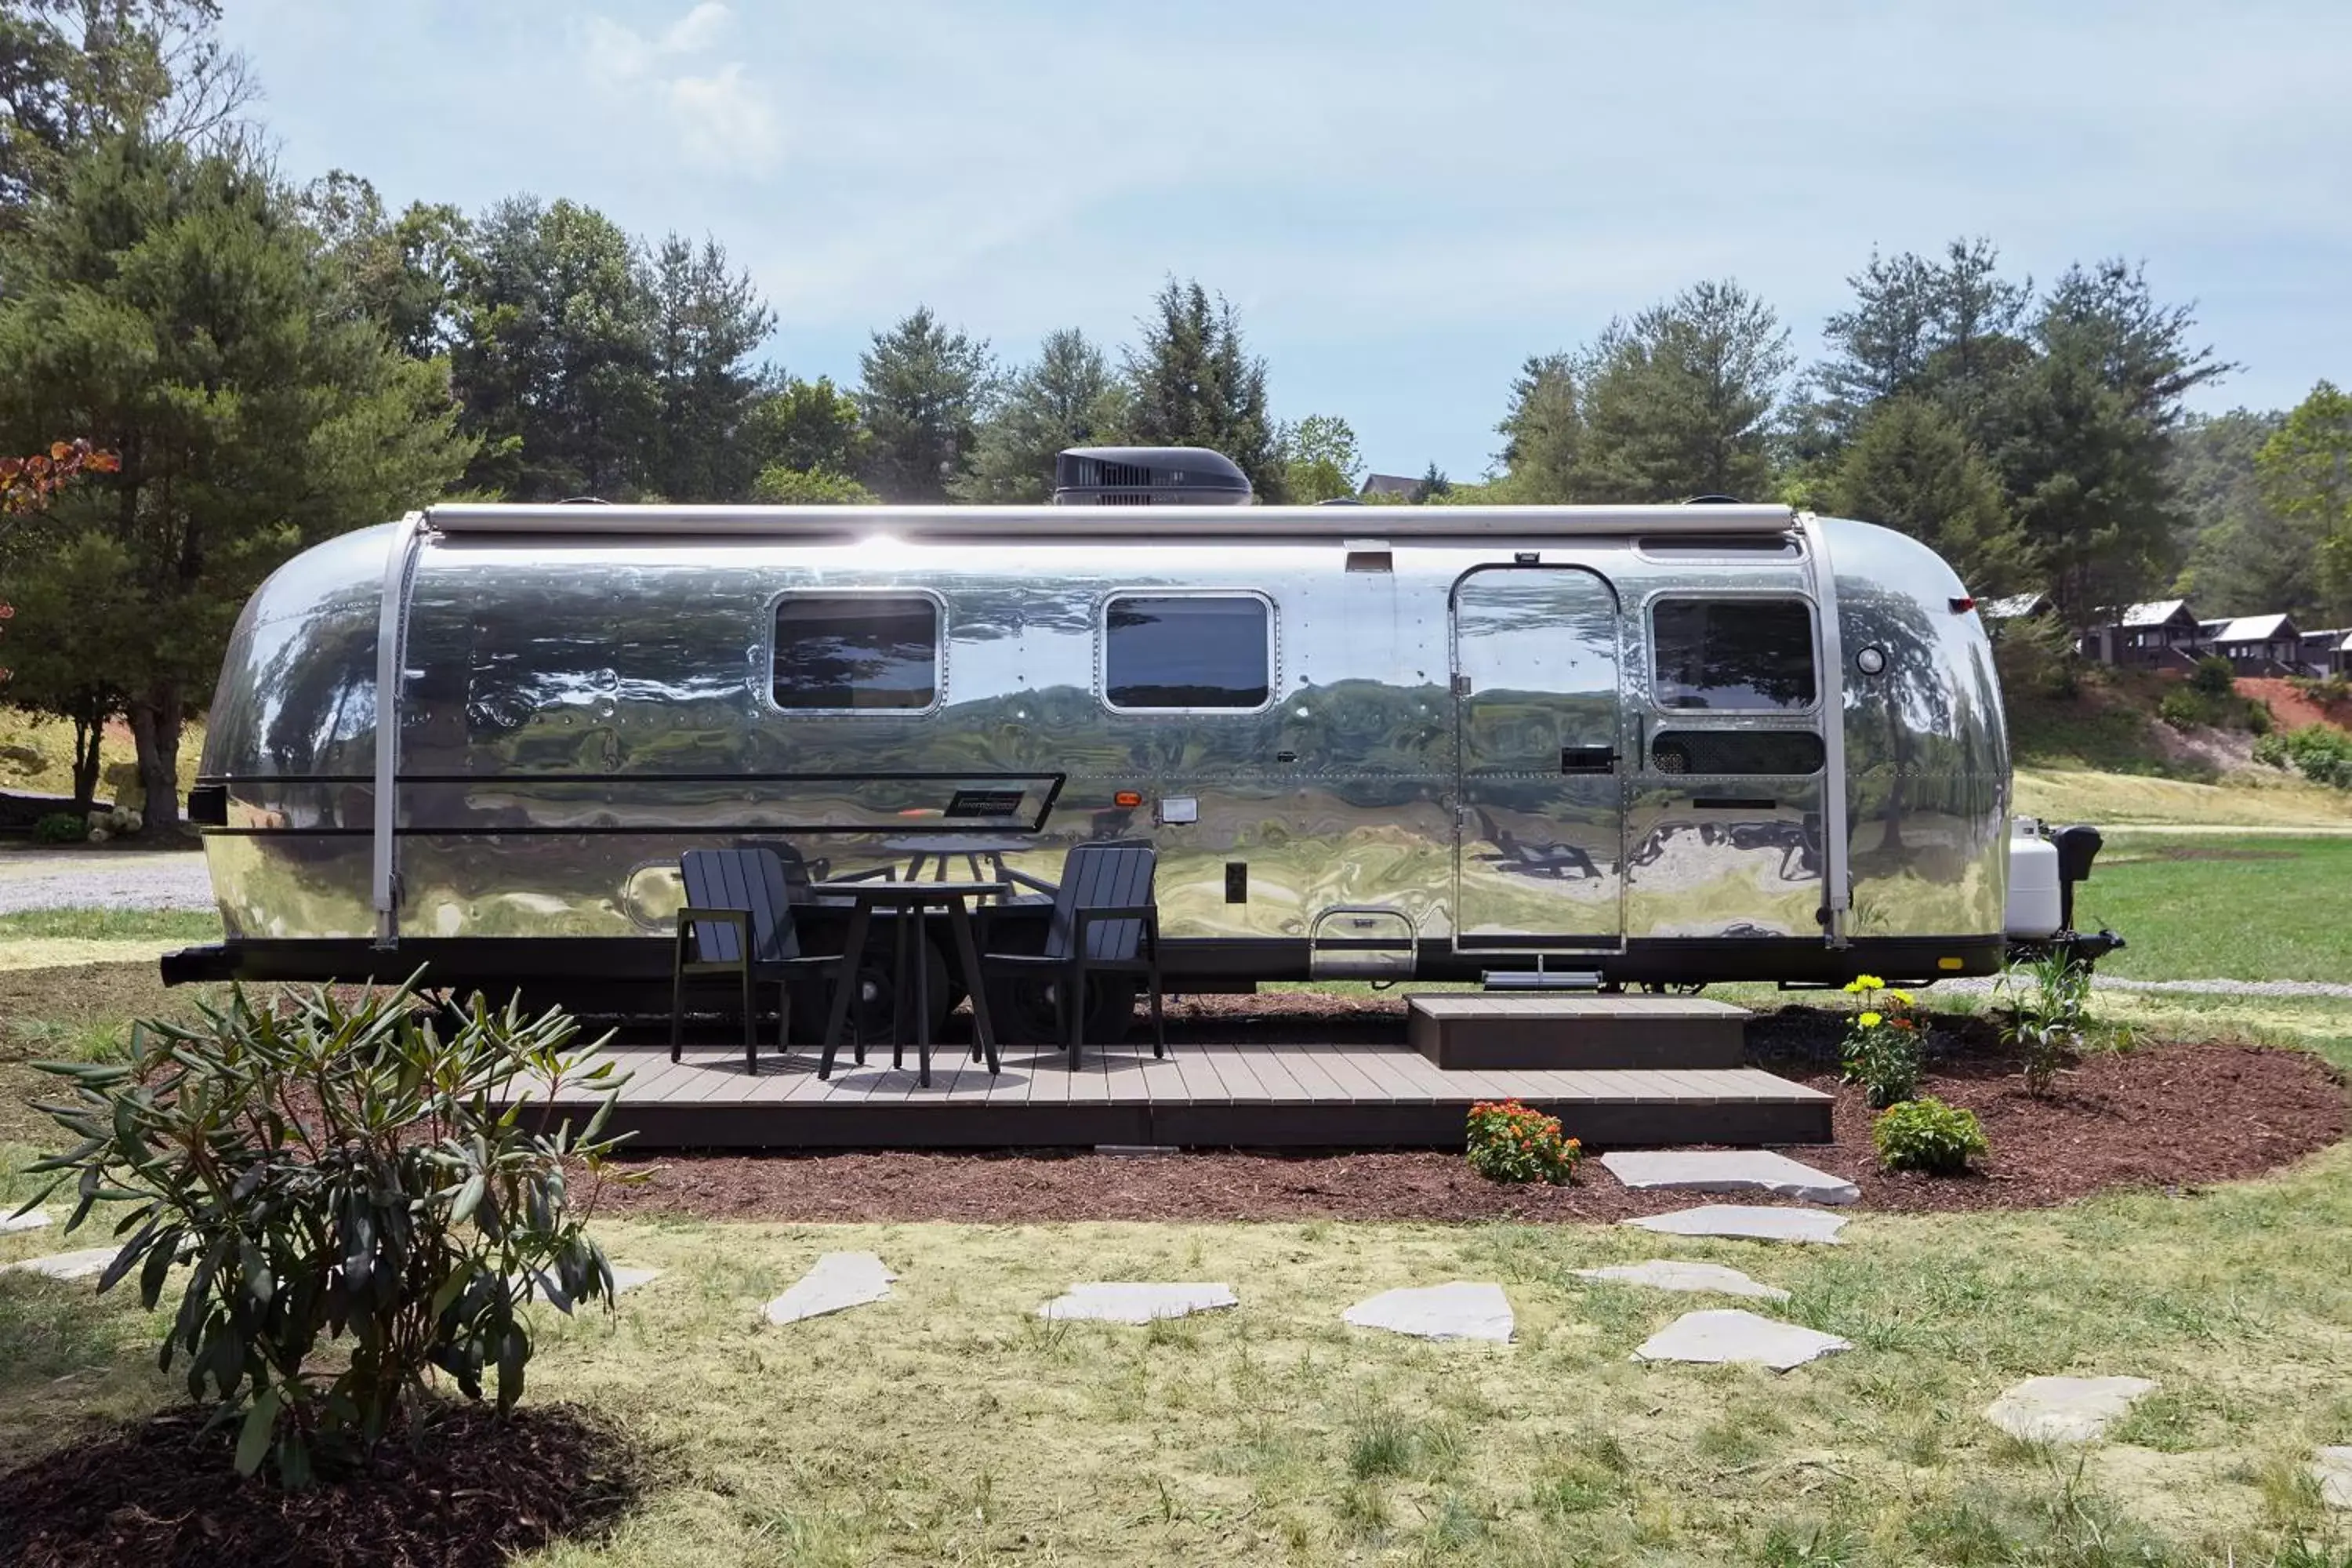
[809,878,1007,1087]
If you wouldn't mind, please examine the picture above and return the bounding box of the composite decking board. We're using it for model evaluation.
[1168,1047,1232,1105]
[1236,1046,1311,1102]
[1272,1044,1363,1103]
[512,1036,1835,1150]
[1207,1048,1276,1105]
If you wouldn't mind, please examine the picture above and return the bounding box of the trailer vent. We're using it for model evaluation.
[1052,446,1253,506]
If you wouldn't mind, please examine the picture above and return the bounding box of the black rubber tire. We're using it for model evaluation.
[786,933,952,1045]
[983,972,1138,1048]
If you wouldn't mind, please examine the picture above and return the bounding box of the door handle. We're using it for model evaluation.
[1559,746,1617,775]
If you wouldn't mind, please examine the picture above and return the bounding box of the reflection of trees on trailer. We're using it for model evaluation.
[167,495,2094,1040]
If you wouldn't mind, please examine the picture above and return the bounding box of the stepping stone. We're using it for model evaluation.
[1983,1376,2158,1443]
[1632,1308,1850,1370]
[1622,1204,1849,1244]
[1344,1282,1513,1343]
[0,1247,114,1282]
[608,1265,662,1295]
[1602,1151,1859,1207]
[2313,1446,2352,1510]
[1573,1260,1790,1301]
[763,1252,897,1326]
[1037,1283,1237,1324]
[0,1208,52,1234]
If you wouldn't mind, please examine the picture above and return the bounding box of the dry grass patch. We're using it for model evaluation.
[11,1152,2350,1564]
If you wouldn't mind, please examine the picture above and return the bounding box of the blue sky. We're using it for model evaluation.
[222,0,2352,481]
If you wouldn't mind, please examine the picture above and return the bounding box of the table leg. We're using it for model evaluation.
[947,896,998,1075]
[818,899,871,1081]
[891,909,909,1071]
[913,901,933,1087]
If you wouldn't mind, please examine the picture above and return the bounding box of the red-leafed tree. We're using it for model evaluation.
[0,439,125,815]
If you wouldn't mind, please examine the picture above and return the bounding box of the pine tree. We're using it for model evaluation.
[957,328,1122,502]
[1576,280,1791,502]
[450,196,658,499]
[0,136,474,833]
[1120,279,1283,499]
[855,307,989,503]
[1830,397,2022,592]
[1493,352,1585,500]
[648,232,773,502]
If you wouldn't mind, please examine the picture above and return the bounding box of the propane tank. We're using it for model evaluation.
[2005,816,2063,939]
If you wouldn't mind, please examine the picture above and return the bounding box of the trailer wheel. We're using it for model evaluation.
[984,973,1138,1047]
[786,934,953,1044]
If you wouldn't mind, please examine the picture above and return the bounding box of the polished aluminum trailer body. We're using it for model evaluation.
[183,503,2009,996]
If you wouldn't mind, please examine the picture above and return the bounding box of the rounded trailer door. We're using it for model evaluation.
[1451,564,1627,953]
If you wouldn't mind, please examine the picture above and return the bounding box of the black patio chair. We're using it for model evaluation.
[670,847,847,1076]
[981,840,1165,1069]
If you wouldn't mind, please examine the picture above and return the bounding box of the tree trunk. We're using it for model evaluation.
[128,684,184,838]
[69,709,104,816]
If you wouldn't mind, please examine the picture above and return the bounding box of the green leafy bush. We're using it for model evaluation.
[1465,1099,1581,1185]
[31,810,85,844]
[17,975,630,1485]
[1999,950,2089,1094]
[1838,975,1922,1108]
[2188,656,2238,697]
[1872,1097,1989,1173]
[2254,723,2352,788]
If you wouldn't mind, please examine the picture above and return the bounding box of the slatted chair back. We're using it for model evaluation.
[681,848,802,968]
[1040,841,1157,961]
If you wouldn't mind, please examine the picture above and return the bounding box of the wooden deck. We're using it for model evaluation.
[533,1036,1833,1150]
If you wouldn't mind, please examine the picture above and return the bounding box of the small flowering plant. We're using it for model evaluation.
[1839,973,1923,1108]
[1465,1099,1582,1185]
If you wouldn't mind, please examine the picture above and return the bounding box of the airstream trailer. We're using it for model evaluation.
[165,447,2105,1040]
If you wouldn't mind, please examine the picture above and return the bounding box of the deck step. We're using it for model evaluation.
[1409,993,1748,1071]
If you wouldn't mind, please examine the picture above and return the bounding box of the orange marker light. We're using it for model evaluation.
[1114,790,1143,808]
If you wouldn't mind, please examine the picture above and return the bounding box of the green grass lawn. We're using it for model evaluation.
[0,908,223,944]
[2071,836,2352,984]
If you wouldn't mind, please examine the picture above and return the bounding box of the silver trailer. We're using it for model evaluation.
[169,481,2082,1038]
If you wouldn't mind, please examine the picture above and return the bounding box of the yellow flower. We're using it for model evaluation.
[1890,989,1914,1006]
[1842,979,1866,994]
[1857,1011,1883,1028]
[1855,974,1886,990]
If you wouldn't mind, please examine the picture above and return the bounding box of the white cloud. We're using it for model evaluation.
[574,2,774,173]
[660,2,733,53]
[666,63,779,172]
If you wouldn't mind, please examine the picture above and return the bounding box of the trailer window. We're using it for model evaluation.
[1103,595,1271,710]
[771,595,939,711]
[1650,598,1816,711]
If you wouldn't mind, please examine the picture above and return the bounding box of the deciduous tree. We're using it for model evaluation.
[1275,412,1363,503]
[2257,381,2352,623]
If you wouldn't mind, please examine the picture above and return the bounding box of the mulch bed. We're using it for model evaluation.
[589,997,2347,1224]
[0,1403,644,1568]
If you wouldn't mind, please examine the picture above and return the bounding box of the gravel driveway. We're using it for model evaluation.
[0,850,216,914]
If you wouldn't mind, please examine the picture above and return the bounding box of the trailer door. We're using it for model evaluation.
[1452,565,1626,953]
